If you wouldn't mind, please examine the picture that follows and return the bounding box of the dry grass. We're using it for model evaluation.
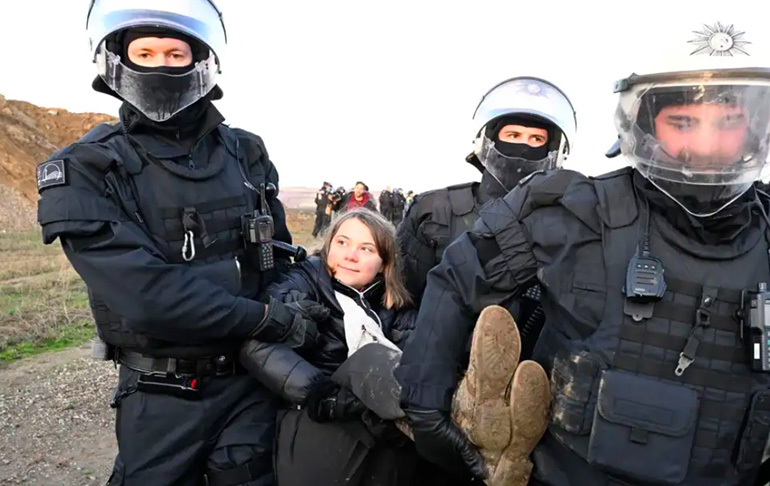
[0,232,90,361]
[0,209,317,363]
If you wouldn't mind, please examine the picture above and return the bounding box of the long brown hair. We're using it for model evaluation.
[317,208,412,310]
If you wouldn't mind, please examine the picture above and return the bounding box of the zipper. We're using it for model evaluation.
[335,280,383,329]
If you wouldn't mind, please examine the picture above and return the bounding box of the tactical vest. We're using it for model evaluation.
[423,183,544,356]
[529,169,770,485]
[83,124,266,355]
[426,182,480,261]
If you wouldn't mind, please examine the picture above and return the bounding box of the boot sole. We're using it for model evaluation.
[466,305,522,452]
[491,361,551,486]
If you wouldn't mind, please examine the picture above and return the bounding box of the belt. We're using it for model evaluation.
[116,349,243,377]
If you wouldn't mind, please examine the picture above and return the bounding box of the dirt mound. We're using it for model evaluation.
[0,94,116,230]
[0,94,326,231]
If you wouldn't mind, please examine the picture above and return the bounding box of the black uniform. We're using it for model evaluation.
[391,192,406,226]
[312,186,332,237]
[396,167,770,486]
[37,101,291,486]
[398,171,543,357]
[380,190,394,221]
[398,170,539,486]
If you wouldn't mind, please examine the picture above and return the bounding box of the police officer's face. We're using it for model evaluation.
[654,103,749,169]
[327,219,383,288]
[127,37,194,68]
[497,125,549,147]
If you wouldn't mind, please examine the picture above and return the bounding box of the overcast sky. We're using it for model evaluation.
[0,0,758,191]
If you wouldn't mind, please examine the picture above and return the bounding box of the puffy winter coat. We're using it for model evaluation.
[240,256,416,404]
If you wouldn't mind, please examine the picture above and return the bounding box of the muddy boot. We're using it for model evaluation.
[491,360,551,486]
[452,305,522,478]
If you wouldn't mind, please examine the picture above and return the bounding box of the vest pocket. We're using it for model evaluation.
[734,389,770,473]
[587,370,698,484]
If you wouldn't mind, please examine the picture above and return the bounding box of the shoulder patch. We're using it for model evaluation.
[37,159,67,192]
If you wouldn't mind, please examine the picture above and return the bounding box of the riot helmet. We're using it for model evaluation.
[86,0,227,122]
[470,77,577,191]
[614,20,770,218]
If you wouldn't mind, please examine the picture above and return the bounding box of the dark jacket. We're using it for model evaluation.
[342,192,377,212]
[314,187,332,214]
[240,256,416,404]
[379,190,394,214]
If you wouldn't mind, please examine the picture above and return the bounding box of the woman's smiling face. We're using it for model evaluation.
[326,218,383,288]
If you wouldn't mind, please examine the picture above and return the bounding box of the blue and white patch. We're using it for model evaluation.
[37,159,67,191]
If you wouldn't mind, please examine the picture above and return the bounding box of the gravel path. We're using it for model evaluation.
[0,345,117,485]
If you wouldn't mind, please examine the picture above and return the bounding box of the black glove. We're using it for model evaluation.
[251,296,320,351]
[283,297,331,324]
[305,381,367,423]
[404,407,487,480]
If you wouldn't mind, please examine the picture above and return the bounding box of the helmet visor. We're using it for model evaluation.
[96,45,217,122]
[615,75,770,215]
[479,134,557,191]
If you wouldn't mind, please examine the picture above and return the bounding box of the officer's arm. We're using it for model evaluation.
[397,197,435,302]
[395,196,539,411]
[242,274,329,404]
[38,155,266,344]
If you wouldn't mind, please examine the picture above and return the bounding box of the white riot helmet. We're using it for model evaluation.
[86,0,227,122]
[470,77,577,191]
[614,19,770,218]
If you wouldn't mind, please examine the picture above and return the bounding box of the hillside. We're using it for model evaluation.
[0,94,116,231]
[0,95,341,231]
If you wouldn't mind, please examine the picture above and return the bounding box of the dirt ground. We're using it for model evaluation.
[0,210,319,485]
[0,345,117,485]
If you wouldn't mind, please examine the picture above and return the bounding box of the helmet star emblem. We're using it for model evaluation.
[688,22,750,56]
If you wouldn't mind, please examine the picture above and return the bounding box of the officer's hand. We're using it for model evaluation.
[404,406,487,480]
[283,297,331,324]
[252,297,320,351]
[305,381,367,423]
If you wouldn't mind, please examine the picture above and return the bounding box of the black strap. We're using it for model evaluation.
[164,217,242,240]
[618,326,745,362]
[160,196,248,219]
[116,350,239,377]
[168,239,242,264]
[614,354,752,394]
[654,301,738,332]
[666,277,743,304]
[206,460,262,486]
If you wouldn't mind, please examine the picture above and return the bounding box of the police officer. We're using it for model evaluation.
[397,78,575,486]
[37,2,318,485]
[312,181,333,237]
[396,18,770,486]
[398,76,576,356]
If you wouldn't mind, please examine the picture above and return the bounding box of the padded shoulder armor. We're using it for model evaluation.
[227,127,278,189]
[590,167,637,229]
[77,122,122,144]
[446,182,476,216]
[498,168,622,235]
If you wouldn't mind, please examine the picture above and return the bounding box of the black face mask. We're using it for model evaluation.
[485,115,555,160]
[633,170,755,245]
